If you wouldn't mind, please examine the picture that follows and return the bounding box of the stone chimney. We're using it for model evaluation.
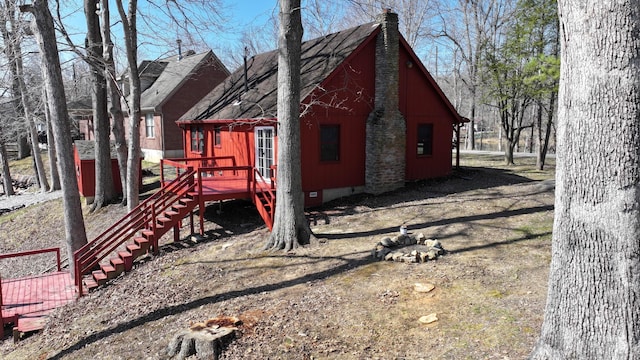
[365,10,406,195]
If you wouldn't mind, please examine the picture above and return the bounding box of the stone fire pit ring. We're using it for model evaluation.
[372,232,446,263]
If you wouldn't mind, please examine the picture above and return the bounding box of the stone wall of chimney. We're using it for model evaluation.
[365,11,406,195]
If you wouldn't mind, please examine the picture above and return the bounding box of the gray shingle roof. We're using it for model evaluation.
[74,140,119,160]
[181,22,379,121]
[140,51,218,110]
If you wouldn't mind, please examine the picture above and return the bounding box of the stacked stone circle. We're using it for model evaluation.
[372,232,446,263]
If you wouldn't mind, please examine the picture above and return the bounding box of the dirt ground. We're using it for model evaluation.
[0,153,555,359]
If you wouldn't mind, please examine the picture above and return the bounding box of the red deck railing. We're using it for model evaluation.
[0,247,62,334]
[73,169,197,294]
[161,156,237,185]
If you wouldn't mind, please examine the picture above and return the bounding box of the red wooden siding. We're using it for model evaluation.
[399,45,455,181]
[299,38,376,205]
[183,123,277,169]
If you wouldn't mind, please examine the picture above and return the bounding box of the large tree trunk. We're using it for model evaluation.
[101,0,127,206]
[21,0,88,279]
[115,0,141,212]
[85,0,115,211]
[530,1,640,358]
[265,0,313,251]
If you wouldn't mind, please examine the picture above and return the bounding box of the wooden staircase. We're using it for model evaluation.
[72,164,277,296]
[73,170,199,296]
[251,168,276,231]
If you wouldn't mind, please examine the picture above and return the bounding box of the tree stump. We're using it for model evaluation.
[167,317,240,360]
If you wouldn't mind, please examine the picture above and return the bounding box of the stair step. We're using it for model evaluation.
[157,216,171,225]
[180,198,195,206]
[172,203,187,210]
[92,270,108,286]
[83,277,99,293]
[118,251,134,271]
[126,243,144,258]
[110,257,125,273]
[100,264,120,280]
[165,210,179,217]
[134,236,151,251]
[141,229,154,238]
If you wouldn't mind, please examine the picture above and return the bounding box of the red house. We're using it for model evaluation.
[177,11,463,208]
[68,11,467,295]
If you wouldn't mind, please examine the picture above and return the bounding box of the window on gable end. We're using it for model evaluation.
[320,125,340,162]
[417,124,433,156]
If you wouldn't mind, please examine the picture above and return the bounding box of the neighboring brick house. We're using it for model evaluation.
[178,11,465,207]
[75,50,230,162]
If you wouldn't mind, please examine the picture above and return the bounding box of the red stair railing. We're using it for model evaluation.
[252,167,276,230]
[73,169,197,295]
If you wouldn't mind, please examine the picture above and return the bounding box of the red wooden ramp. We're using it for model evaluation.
[0,248,74,340]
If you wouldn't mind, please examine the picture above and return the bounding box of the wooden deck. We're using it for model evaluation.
[1,271,75,339]
[195,177,254,201]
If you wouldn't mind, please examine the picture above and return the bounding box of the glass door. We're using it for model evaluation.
[255,126,274,182]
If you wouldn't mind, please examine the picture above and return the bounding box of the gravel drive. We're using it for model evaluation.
[0,190,63,211]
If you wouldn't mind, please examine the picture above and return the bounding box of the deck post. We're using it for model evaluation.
[197,168,205,236]
[173,224,180,242]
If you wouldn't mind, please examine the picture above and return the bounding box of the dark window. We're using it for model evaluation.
[190,126,204,153]
[417,124,433,156]
[214,127,221,147]
[320,125,340,161]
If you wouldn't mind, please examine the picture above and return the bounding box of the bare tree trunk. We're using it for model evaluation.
[16,136,29,159]
[0,127,14,196]
[531,1,640,358]
[115,0,141,212]
[536,91,555,170]
[43,86,60,190]
[265,0,314,251]
[21,0,88,280]
[26,113,48,191]
[468,98,476,150]
[18,47,48,193]
[85,0,115,211]
[1,0,48,191]
[101,0,127,206]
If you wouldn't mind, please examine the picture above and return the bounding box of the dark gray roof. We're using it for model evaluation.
[140,50,224,111]
[74,140,119,160]
[139,60,168,79]
[181,22,379,121]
